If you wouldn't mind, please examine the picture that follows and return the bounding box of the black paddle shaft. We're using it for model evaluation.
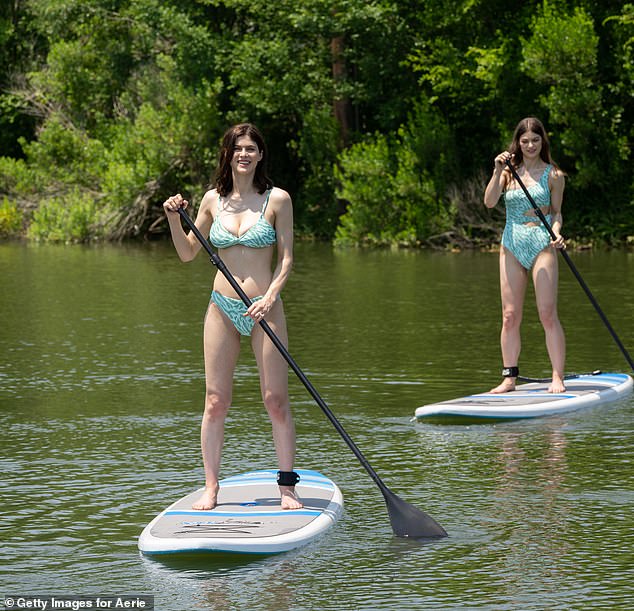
[505,160,634,372]
[176,207,447,538]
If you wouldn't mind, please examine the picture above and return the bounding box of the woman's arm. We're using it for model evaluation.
[549,168,565,247]
[264,187,294,303]
[484,152,511,208]
[164,190,215,262]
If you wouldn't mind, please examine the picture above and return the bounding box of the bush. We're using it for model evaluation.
[0,156,38,196]
[334,117,454,247]
[0,198,23,237]
[27,189,102,243]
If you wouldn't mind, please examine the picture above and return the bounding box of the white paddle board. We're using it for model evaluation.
[414,372,633,421]
[138,469,343,555]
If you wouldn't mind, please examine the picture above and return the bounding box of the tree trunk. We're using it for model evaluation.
[331,35,351,146]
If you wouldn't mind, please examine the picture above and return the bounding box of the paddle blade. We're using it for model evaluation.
[383,489,447,538]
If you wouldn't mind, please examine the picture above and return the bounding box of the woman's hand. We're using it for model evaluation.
[163,193,188,215]
[551,232,566,249]
[246,295,276,323]
[494,151,512,171]
[484,152,512,208]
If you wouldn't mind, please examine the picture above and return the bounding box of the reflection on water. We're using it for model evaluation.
[1,241,633,610]
[489,426,572,606]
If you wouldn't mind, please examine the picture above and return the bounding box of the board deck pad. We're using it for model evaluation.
[138,469,343,555]
[414,372,633,421]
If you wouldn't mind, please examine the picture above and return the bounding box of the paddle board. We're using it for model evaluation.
[138,469,343,555]
[414,372,633,421]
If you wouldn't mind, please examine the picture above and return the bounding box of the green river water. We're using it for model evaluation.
[1,241,633,610]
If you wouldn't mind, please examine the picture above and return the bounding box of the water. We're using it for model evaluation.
[1,241,633,610]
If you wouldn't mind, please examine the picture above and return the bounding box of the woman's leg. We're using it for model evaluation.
[491,247,528,393]
[533,248,566,393]
[251,301,303,509]
[192,301,241,510]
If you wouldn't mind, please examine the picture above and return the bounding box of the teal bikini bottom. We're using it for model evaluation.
[211,291,263,336]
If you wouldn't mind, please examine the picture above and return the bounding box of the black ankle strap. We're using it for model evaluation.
[277,470,300,486]
[502,366,519,378]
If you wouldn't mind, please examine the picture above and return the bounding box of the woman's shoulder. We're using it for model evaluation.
[546,165,565,195]
[548,165,565,183]
[268,186,292,208]
[200,188,220,205]
[199,188,219,216]
[202,187,219,199]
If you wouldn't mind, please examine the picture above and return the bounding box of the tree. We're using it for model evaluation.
[0,0,632,243]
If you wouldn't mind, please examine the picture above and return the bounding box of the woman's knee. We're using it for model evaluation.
[537,304,559,329]
[501,308,521,330]
[262,390,290,422]
[203,390,231,421]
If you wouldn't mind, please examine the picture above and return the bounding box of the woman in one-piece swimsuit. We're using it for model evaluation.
[163,123,303,511]
[484,117,567,394]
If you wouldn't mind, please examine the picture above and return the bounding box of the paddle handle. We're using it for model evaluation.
[176,207,393,496]
[504,160,634,371]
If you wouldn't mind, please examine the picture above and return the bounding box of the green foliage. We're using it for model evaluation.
[520,3,632,236]
[0,1,40,157]
[98,60,223,237]
[399,100,455,200]
[0,156,34,195]
[0,0,632,244]
[334,124,453,246]
[1,9,223,241]
[205,0,411,229]
[292,106,340,237]
[334,135,392,245]
[522,5,602,163]
[20,115,107,187]
[603,4,634,239]
[28,189,101,242]
[0,197,23,237]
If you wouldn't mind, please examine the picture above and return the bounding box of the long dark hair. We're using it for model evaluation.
[214,123,273,196]
[508,117,562,173]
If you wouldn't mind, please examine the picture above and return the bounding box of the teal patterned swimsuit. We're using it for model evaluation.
[211,291,263,336]
[209,190,276,249]
[502,165,552,269]
[209,190,277,335]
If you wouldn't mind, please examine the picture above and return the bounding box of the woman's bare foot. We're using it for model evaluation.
[548,376,566,394]
[279,486,303,510]
[192,485,219,510]
[490,378,516,394]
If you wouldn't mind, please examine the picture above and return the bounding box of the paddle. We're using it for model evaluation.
[505,159,634,372]
[176,206,448,539]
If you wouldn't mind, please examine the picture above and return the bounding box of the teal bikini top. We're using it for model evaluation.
[209,190,277,249]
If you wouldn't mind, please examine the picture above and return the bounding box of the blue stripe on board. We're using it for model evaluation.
[220,479,334,488]
[220,470,334,489]
[220,478,335,489]
[463,374,630,401]
[143,548,280,556]
[468,394,577,399]
[589,373,630,382]
[165,509,321,518]
[222,469,329,480]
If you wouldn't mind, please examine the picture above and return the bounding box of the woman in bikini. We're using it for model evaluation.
[484,117,567,394]
[163,123,303,511]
